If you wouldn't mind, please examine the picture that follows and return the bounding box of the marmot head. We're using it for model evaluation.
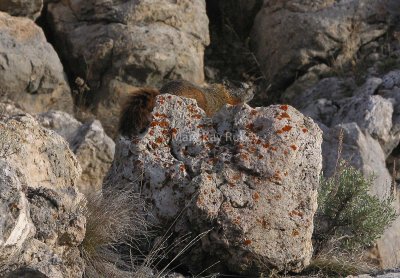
[222,79,255,103]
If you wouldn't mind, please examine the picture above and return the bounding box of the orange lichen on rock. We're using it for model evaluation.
[257,217,269,229]
[280,105,289,111]
[155,137,163,144]
[280,112,290,119]
[153,112,167,118]
[290,210,304,217]
[233,174,242,181]
[171,128,178,135]
[253,192,260,201]
[244,239,252,246]
[240,153,249,160]
[290,145,297,151]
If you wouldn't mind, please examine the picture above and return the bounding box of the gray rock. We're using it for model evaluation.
[0,113,85,277]
[0,0,43,20]
[36,110,82,143]
[382,70,400,89]
[0,12,73,114]
[47,0,210,136]
[331,95,395,153]
[377,213,400,270]
[105,95,323,275]
[301,98,339,127]
[251,0,388,93]
[70,120,115,193]
[292,74,400,157]
[353,77,383,97]
[36,111,115,193]
[0,101,24,116]
[295,77,353,107]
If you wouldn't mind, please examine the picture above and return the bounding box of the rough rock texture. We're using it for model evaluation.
[377,212,400,269]
[0,101,25,116]
[331,95,395,154]
[0,113,85,277]
[251,0,388,93]
[0,0,43,20]
[47,0,210,136]
[37,111,115,193]
[105,95,323,275]
[0,12,73,114]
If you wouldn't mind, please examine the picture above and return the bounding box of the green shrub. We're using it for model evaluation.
[307,161,397,276]
[316,161,397,250]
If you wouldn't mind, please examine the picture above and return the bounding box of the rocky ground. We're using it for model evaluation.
[1,0,400,277]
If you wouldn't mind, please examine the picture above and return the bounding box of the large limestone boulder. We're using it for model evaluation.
[0,0,43,20]
[0,113,85,277]
[36,110,115,193]
[105,95,323,275]
[0,12,73,114]
[47,0,210,136]
[251,0,388,94]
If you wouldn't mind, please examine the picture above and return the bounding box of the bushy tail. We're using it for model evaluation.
[119,88,160,137]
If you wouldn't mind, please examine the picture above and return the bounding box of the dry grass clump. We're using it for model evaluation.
[79,186,151,278]
[306,238,377,277]
[79,185,216,278]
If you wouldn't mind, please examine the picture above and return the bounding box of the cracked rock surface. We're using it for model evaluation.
[47,0,210,136]
[36,110,115,193]
[0,12,73,114]
[251,0,388,94]
[105,95,323,275]
[0,0,43,20]
[0,113,85,277]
